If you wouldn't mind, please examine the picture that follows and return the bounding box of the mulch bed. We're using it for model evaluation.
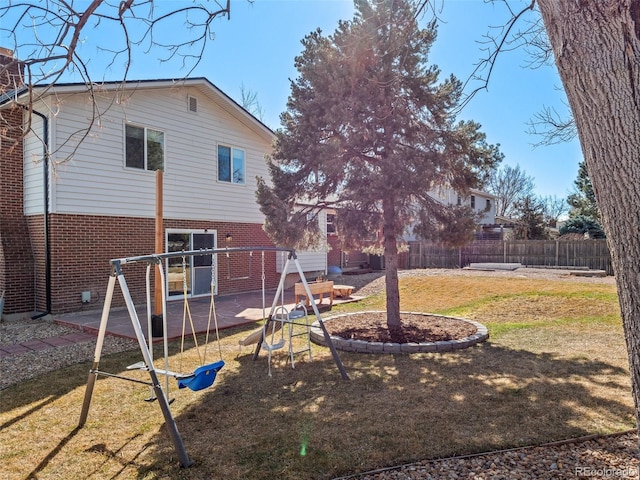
[324,312,477,344]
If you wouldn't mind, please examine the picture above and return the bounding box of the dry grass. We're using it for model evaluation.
[1,274,634,479]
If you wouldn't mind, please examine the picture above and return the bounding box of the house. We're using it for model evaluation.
[430,187,497,226]
[324,187,497,272]
[398,187,496,244]
[0,49,327,318]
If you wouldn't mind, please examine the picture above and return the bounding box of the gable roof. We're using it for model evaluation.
[0,77,274,141]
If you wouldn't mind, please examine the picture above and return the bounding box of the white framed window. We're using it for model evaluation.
[217,145,245,184]
[326,213,336,234]
[125,124,164,171]
[470,195,476,209]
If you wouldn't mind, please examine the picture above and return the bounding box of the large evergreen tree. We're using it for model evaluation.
[567,161,600,221]
[513,195,548,240]
[256,0,501,333]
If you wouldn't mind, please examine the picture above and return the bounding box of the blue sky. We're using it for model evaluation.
[4,0,582,199]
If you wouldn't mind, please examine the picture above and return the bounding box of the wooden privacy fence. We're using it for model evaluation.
[407,239,613,275]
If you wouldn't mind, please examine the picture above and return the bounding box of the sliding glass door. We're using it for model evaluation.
[166,230,217,299]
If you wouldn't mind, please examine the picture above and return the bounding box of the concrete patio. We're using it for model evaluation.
[54,287,362,341]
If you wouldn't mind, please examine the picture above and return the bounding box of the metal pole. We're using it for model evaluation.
[115,246,295,266]
[292,256,350,380]
[251,252,349,380]
[154,170,164,316]
[115,262,194,467]
[79,271,117,427]
[157,257,171,396]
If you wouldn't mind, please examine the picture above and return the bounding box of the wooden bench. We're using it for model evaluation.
[294,280,334,307]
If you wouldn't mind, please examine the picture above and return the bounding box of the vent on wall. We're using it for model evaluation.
[188,96,198,113]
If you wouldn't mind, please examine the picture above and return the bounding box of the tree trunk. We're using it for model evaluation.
[382,197,401,329]
[538,0,640,437]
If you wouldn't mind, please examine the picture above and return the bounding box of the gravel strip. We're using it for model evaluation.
[0,317,137,390]
[339,432,639,479]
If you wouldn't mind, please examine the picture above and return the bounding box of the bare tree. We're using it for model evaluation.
[240,83,265,122]
[537,2,640,435]
[420,0,640,442]
[0,0,232,150]
[540,194,568,228]
[486,164,535,218]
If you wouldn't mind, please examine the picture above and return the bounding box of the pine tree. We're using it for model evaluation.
[567,161,600,221]
[256,0,501,332]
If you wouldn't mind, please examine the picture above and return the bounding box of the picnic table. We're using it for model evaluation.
[294,280,334,306]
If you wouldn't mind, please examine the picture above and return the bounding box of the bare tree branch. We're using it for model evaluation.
[0,0,233,159]
[456,0,537,112]
[417,0,576,145]
[240,83,265,122]
[526,102,577,146]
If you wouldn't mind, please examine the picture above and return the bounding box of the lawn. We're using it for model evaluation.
[0,274,634,479]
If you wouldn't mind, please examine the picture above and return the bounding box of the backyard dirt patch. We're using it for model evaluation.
[324,312,477,343]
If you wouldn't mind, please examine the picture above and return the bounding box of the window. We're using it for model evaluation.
[125,124,164,171]
[456,196,461,206]
[326,214,336,234]
[218,145,245,184]
[486,199,491,210]
[470,195,476,209]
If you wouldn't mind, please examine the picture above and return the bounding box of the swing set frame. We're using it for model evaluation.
[78,246,348,468]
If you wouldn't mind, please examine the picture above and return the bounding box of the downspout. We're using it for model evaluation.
[30,109,51,319]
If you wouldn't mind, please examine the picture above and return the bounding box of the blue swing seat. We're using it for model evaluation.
[177,360,225,391]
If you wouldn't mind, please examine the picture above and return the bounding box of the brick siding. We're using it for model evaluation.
[33,214,279,314]
[0,105,36,314]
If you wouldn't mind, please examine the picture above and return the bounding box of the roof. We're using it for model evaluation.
[0,77,274,140]
[469,188,497,199]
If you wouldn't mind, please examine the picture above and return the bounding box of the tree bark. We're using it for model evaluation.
[383,196,401,329]
[537,0,640,437]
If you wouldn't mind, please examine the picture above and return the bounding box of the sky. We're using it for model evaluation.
[3,0,582,199]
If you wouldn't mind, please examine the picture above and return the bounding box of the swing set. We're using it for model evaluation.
[78,246,348,468]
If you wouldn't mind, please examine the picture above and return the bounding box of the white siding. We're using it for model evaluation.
[277,211,328,274]
[23,113,46,215]
[47,85,273,223]
[427,187,496,225]
[277,250,327,274]
[475,194,496,224]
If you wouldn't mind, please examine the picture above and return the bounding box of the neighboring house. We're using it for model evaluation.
[324,187,497,272]
[429,187,497,226]
[277,204,329,278]
[0,49,324,318]
[400,187,497,244]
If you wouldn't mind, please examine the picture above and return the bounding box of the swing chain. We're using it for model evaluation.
[182,255,187,292]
